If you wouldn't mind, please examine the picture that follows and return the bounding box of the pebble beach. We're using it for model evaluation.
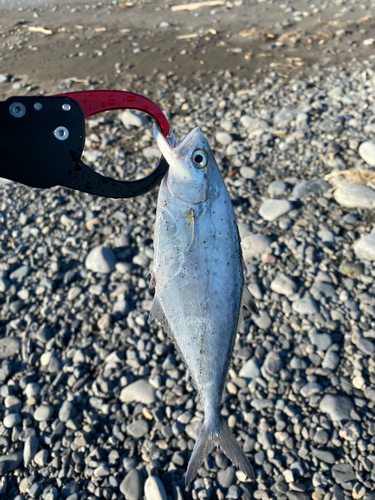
[1,0,375,499]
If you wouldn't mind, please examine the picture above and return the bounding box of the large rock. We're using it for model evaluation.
[120,379,156,405]
[85,246,117,274]
[241,233,272,260]
[358,140,375,166]
[319,394,354,421]
[354,233,375,261]
[333,183,375,209]
[259,199,293,222]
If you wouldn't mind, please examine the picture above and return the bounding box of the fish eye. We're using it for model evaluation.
[192,150,208,168]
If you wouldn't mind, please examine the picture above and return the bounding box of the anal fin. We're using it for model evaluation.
[242,286,260,317]
[148,294,165,325]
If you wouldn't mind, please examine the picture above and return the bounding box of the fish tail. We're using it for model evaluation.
[185,417,255,486]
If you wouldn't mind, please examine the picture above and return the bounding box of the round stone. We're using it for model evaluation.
[334,183,375,209]
[259,199,293,222]
[33,405,54,422]
[3,413,22,428]
[85,245,117,274]
[354,233,375,261]
[358,140,375,166]
[144,476,167,500]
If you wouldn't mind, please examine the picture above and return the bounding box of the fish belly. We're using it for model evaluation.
[154,186,243,411]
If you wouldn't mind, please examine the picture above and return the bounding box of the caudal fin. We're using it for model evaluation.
[185,418,255,486]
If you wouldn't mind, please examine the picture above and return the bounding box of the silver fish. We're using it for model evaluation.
[149,124,259,486]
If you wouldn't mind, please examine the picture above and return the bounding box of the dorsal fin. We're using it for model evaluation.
[148,294,165,325]
[242,286,260,317]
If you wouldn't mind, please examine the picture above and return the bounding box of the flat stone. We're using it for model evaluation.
[120,110,149,129]
[33,405,54,422]
[358,140,375,166]
[120,379,156,405]
[241,233,272,260]
[354,233,375,261]
[332,463,356,484]
[119,469,143,500]
[310,282,336,300]
[9,265,30,280]
[0,452,22,474]
[215,131,233,145]
[259,199,293,222]
[312,449,335,464]
[274,108,299,126]
[127,419,149,439]
[334,183,375,209]
[0,338,21,359]
[291,179,330,200]
[356,337,375,355]
[292,297,319,315]
[239,359,261,381]
[270,274,298,297]
[319,395,354,421]
[85,246,117,273]
[144,476,167,500]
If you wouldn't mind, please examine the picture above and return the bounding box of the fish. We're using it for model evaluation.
[149,124,259,486]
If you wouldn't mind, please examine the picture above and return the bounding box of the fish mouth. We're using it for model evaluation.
[153,124,201,162]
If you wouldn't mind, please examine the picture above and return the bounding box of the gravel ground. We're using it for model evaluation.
[1,1,375,500]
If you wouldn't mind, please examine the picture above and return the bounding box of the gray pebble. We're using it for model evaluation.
[215,131,233,146]
[3,413,22,428]
[259,199,293,222]
[356,337,375,356]
[292,297,319,315]
[291,179,329,200]
[270,274,297,297]
[59,401,77,422]
[268,180,288,196]
[358,140,375,166]
[319,394,354,421]
[312,449,335,464]
[354,233,375,261]
[254,311,272,329]
[0,452,22,474]
[310,331,333,351]
[33,405,54,422]
[120,379,156,404]
[241,233,272,259]
[332,463,356,484]
[120,469,143,500]
[239,359,261,381]
[300,382,322,398]
[322,350,340,370]
[24,436,39,467]
[127,419,149,438]
[144,476,167,500]
[85,245,117,273]
[239,166,257,179]
[338,262,363,278]
[217,466,236,488]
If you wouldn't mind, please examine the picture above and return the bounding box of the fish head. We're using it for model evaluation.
[153,124,213,204]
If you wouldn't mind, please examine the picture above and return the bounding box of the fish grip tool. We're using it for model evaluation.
[0,90,170,198]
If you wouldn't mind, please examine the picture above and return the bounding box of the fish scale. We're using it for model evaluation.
[149,124,259,486]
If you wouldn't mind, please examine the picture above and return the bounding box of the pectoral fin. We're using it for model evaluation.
[242,286,259,316]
